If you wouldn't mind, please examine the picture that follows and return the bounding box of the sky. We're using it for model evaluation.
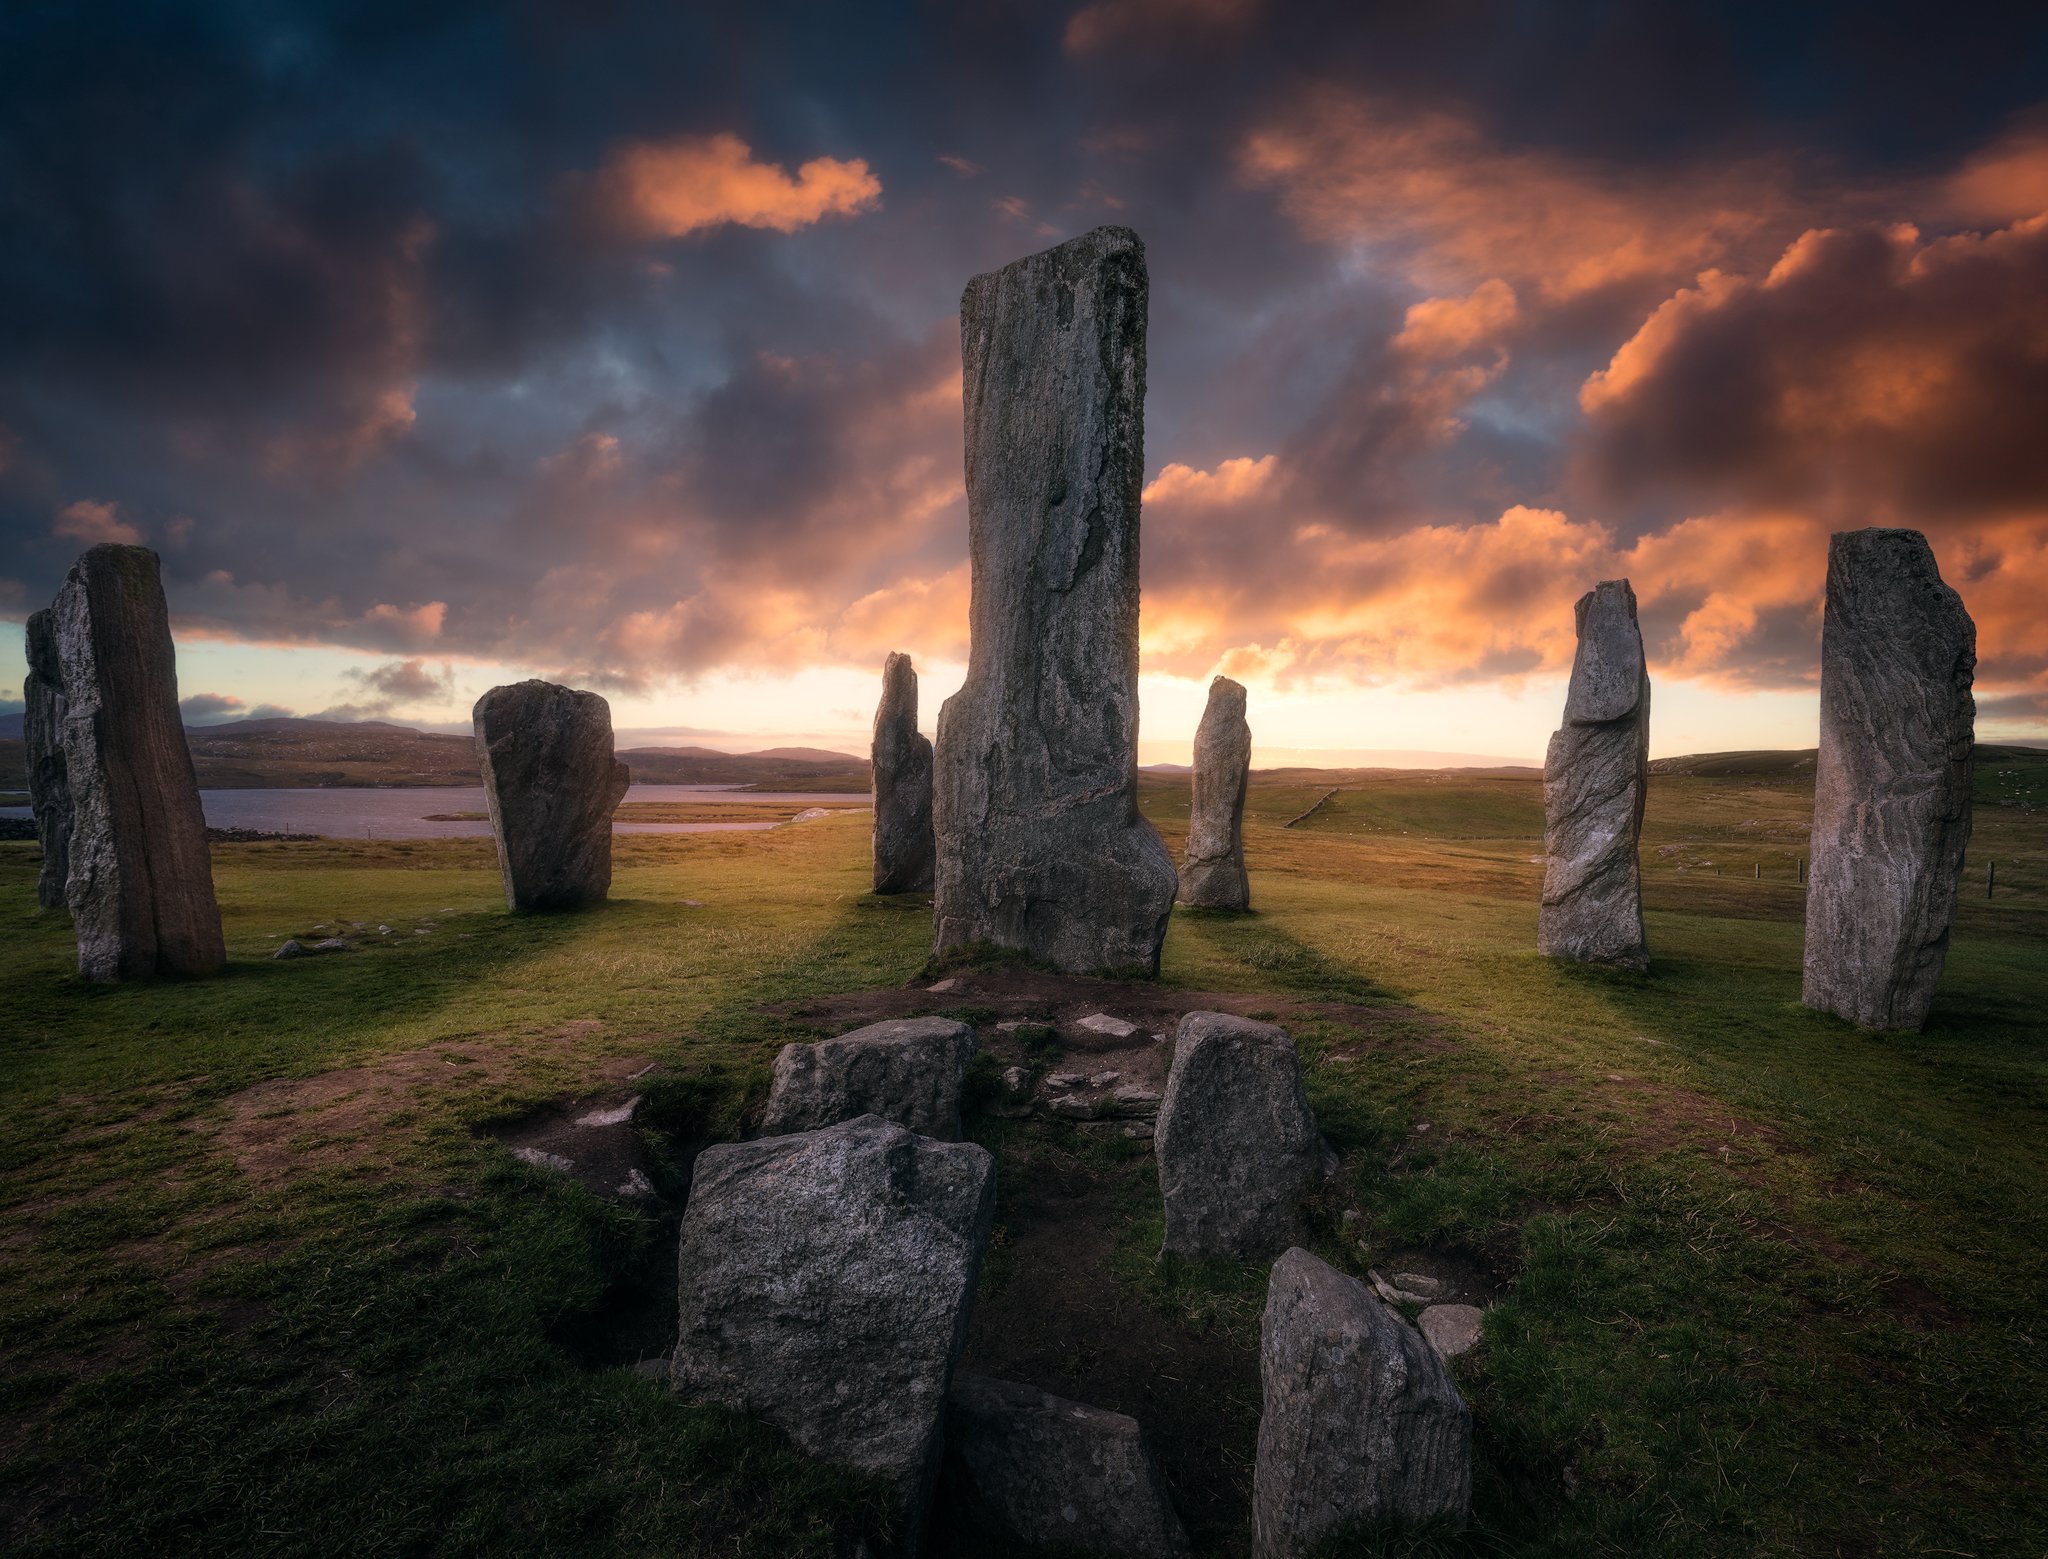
[4,0,2047,765]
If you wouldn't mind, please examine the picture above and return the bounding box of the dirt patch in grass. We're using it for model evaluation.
[206,1046,657,1185]
[940,1126,1263,1557]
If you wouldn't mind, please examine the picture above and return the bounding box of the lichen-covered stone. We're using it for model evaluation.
[473,680,629,912]
[1253,1248,1471,1556]
[1803,528,1975,1031]
[873,652,935,894]
[672,1115,995,1555]
[761,1017,978,1140]
[1179,675,1251,909]
[24,609,72,912]
[941,1373,1190,1557]
[1155,1012,1322,1261]
[932,225,1177,976]
[50,545,223,980]
[1539,579,1650,970]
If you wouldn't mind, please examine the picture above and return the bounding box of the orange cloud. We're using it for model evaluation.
[1945,117,2048,224]
[55,499,143,546]
[601,133,881,238]
[1392,278,1520,360]
[1240,90,1792,299]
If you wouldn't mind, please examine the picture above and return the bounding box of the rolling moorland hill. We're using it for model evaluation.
[0,716,872,792]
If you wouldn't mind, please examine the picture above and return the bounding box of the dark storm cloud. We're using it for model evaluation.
[1,0,2045,706]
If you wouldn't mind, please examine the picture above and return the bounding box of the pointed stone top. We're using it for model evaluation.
[1564,578,1646,726]
[1205,674,1248,715]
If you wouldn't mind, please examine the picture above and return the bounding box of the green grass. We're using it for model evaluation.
[2,765,2045,1557]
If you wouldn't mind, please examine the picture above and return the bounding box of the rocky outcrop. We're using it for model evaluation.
[761,1017,979,1140]
[672,1115,995,1554]
[1253,1248,1471,1556]
[1539,579,1651,971]
[1803,528,1976,1031]
[49,545,224,980]
[1179,675,1251,910]
[472,680,630,912]
[24,609,72,912]
[873,652,935,894]
[941,1373,1190,1557]
[1155,1012,1322,1261]
[932,225,1178,976]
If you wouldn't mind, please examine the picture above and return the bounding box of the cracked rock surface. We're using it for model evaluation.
[932,225,1176,976]
[1539,578,1651,971]
[1803,527,1975,1031]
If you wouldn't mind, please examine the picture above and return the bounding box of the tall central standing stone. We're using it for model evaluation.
[1539,579,1651,971]
[474,680,630,912]
[24,609,73,912]
[1179,674,1251,909]
[872,652,935,894]
[50,544,225,980]
[932,225,1177,975]
[1803,528,1975,1031]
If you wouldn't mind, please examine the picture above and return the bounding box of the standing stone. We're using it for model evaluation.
[1803,528,1975,1031]
[672,1115,996,1555]
[49,545,224,980]
[941,1373,1191,1557]
[1155,1011,1323,1262]
[1253,1248,1471,1557]
[1539,578,1651,971]
[873,651,935,894]
[761,1017,979,1140]
[473,680,630,912]
[24,609,73,911]
[1179,674,1251,909]
[932,225,1178,976]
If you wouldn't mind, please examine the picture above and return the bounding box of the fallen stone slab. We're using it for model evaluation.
[1076,1013,1139,1038]
[1254,1249,1471,1556]
[1156,1012,1323,1261]
[762,1017,979,1141]
[1179,674,1251,909]
[1539,579,1651,971]
[931,225,1178,976]
[49,544,224,980]
[873,652,936,894]
[1418,1304,1484,1359]
[941,1373,1190,1557]
[473,679,630,912]
[673,1116,996,1555]
[1803,528,1976,1031]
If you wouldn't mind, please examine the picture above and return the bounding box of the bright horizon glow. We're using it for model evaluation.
[11,619,2034,767]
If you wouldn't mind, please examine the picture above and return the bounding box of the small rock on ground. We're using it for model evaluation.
[1419,1305,1484,1359]
[1076,1013,1139,1038]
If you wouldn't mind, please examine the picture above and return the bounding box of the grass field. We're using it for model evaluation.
[1,762,2043,1557]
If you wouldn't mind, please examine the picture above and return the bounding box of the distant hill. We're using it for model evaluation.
[0,712,22,740]
[1650,744,2048,778]
[0,717,873,791]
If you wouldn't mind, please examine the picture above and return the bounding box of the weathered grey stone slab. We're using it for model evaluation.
[941,1373,1190,1557]
[1539,578,1651,970]
[873,651,935,894]
[1253,1248,1471,1556]
[932,225,1177,976]
[761,1017,978,1140]
[50,545,223,980]
[672,1115,995,1554]
[1155,1012,1322,1261]
[473,680,629,912]
[1179,674,1251,910]
[1803,528,1975,1031]
[24,608,72,912]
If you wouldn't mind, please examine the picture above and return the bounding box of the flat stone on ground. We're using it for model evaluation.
[1418,1304,1484,1359]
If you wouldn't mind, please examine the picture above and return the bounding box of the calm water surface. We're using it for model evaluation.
[0,785,870,841]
